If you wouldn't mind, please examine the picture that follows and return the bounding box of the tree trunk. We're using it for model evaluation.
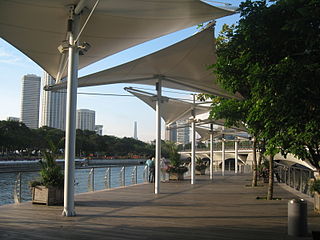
[267,154,274,200]
[252,138,258,187]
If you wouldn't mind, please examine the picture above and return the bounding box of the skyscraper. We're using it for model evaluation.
[165,122,177,142]
[95,125,103,135]
[20,74,41,129]
[176,119,190,145]
[76,109,95,131]
[7,117,20,122]
[133,121,138,139]
[40,72,66,130]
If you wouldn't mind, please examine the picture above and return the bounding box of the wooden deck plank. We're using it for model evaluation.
[0,174,319,239]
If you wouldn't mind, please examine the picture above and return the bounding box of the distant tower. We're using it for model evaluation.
[40,71,67,130]
[20,74,41,129]
[176,119,190,145]
[133,121,138,140]
[76,109,95,131]
[7,117,20,122]
[95,125,103,135]
[165,122,177,142]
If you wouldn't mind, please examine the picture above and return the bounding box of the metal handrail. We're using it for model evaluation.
[274,162,314,196]
[3,164,147,206]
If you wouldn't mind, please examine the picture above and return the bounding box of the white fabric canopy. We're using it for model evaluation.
[199,118,247,132]
[195,126,220,141]
[0,0,234,80]
[49,25,241,98]
[126,88,209,125]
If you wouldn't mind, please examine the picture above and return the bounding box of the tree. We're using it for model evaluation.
[205,0,320,199]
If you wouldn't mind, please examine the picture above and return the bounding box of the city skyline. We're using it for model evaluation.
[0,3,241,142]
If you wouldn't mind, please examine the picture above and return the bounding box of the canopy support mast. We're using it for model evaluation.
[221,135,225,176]
[210,124,214,180]
[191,94,196,184]
[63,6,79,217]
[155,77,162,194]
[235,138,239,174]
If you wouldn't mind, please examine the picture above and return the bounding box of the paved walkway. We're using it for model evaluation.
[0,174,319,240]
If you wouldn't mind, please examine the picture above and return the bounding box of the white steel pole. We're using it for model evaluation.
[222,136,225,176]
[63,10,79,217]
[155,79,162,194]
[191,95,196,184]
[210,124,214,180]
[235,139,238,174]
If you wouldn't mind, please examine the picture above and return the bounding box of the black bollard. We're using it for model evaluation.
[288,199,308,237]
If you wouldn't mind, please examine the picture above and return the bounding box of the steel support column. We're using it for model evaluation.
[222,136,225,176]
[63,9,79,217]
[210,124,214,180]
[191,95,196,184]
[155,79,162,194]
[235,140,238,174]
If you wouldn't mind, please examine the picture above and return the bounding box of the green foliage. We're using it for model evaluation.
[310,179,320,194]
[162,141,188,174]
[164,141,181,167]
[38,151,64,188]
[195,157,207,171]
[166,165,188,174]
[31,140,64,188]
[0,121,155,159]
[205,0,320,169]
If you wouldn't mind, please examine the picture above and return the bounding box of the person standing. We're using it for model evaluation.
[146,157,155,183]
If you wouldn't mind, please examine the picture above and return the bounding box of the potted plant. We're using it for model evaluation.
[166,143,188,180]
[310,179,320,213]
[30,142,64,206]
[195,157,207,175]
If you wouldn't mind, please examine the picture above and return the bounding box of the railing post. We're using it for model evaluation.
[136,166,138,183]
[131,166,137,184]
[284,168,287,184]
[14,172,22,204]
[299,169,303,193]
[88,168,94,192]
[293,168,296,189]
[104,167,111,189]
[120,166,125,186]
[288,167,291,187]
[143,166,148,182]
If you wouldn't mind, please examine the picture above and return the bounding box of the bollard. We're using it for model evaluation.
[288,199,308,237]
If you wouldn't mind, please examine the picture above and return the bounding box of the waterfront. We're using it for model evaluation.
[0,174,319,240]
[0,161,147,206]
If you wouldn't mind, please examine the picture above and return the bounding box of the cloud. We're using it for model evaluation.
[0,46,37,68]
[0,47,23,64]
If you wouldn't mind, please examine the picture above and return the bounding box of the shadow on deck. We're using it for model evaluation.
[0,174,319,240]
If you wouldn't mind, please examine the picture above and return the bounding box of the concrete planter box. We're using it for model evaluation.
[314,192,320,213]
[169,172,184,181]
[32,186,63,206]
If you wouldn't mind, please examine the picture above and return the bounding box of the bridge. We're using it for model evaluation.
[179,147,316,171]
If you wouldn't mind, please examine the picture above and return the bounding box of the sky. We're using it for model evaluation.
[0,1,242,143]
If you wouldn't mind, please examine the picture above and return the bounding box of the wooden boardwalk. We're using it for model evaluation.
[0,174,319,240]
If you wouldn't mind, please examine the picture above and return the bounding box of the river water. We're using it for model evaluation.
[0,164,147,206]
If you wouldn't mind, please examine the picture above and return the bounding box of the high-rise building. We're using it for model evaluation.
[20,74,41,129]
[133,121,138,139]
[76,109,95,131]
[40,72,66,130]
[176,119,190,145]
[7,117,20,122]
[95,125,103,135]
[165,122,177,142]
